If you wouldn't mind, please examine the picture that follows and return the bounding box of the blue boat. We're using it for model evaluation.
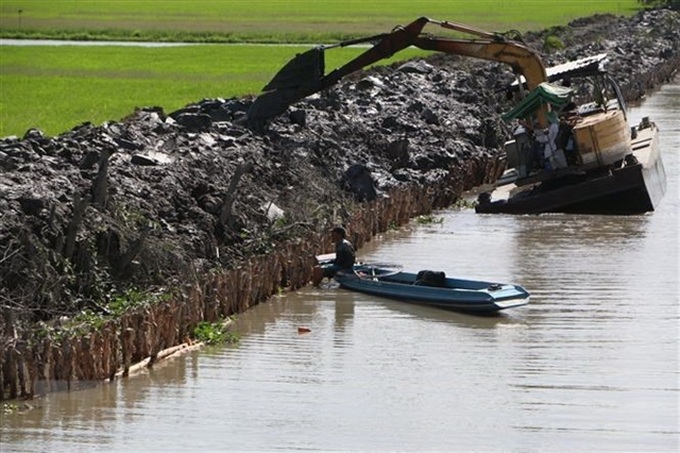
[331,264,530,315]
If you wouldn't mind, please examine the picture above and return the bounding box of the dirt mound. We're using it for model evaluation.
[1,8,678,334]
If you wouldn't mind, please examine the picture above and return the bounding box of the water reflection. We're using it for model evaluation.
[309,283,526,331]
[509,214,652,305]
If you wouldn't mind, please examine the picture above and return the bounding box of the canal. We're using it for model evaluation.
[2,79,678,452]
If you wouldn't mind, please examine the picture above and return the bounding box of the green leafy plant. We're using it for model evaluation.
[3,403,19,414]
[544,34,565,51]
[415,214,443,225]
[30,288,173,345]
[453,198,476,209]
[192,321,240,345]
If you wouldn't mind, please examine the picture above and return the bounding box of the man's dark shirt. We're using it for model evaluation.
[334,239,356,269]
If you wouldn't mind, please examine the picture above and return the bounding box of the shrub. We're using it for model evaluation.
[192,321,239,345]
[544,35,565,51]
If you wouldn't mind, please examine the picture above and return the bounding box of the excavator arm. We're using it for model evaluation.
[248,17,548,129]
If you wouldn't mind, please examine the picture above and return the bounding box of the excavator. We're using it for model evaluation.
[248,17,665,215]
[248,17,550,128]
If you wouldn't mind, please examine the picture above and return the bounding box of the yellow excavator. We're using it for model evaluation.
[249,17,550,128]
[248,17,665,214]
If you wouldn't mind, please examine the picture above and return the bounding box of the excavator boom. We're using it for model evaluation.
[248,17,548,129]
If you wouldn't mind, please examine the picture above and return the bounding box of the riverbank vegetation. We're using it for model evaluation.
[0,0,648,137]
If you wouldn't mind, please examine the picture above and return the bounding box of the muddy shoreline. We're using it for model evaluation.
[1,8,678,400]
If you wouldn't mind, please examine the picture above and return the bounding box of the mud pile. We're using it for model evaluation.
[1,8,678,335]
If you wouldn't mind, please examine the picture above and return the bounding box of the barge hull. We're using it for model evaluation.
[476,123,665,215]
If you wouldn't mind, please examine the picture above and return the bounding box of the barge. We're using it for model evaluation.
[475,55,667,215]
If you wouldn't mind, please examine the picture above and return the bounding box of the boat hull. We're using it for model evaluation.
[334,267,530,315]
[476,122,666,215]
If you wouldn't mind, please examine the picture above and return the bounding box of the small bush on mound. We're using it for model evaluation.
[544,35,565,51]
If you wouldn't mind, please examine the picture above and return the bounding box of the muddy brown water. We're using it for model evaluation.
[2,80,678,452]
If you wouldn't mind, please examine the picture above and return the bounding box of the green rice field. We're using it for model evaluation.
[0,1,643,137]
[0,1,641,42]
[0,44,422,137]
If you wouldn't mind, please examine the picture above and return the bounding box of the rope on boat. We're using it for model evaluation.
[354,262,403,279]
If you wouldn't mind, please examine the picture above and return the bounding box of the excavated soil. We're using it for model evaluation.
[1,8,678,336]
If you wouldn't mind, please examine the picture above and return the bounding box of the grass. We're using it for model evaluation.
[0,44,298,136]
[0,44,424,137]
[1,1,641,41]
[0,0,644,137]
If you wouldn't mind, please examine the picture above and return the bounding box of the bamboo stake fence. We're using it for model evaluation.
[0,155,501,401]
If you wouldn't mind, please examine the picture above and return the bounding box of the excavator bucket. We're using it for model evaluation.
[263,47,325,92]
[248,48,326,129]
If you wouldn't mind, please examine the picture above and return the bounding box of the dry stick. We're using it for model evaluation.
[92,148,110,209]
[0,349,4,400]
[219,162,254,228]
[6,349,17,400]
[63,192,89,261]
[270,221,314,239]
[48,204,66,255]
[0,243,22,265]
[114,228,149,276]
[0,309,19,400]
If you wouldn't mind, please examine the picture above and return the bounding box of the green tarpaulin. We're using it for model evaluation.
[502,82,573,121]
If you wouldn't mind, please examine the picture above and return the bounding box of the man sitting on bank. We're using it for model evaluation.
[312,226,356,286]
